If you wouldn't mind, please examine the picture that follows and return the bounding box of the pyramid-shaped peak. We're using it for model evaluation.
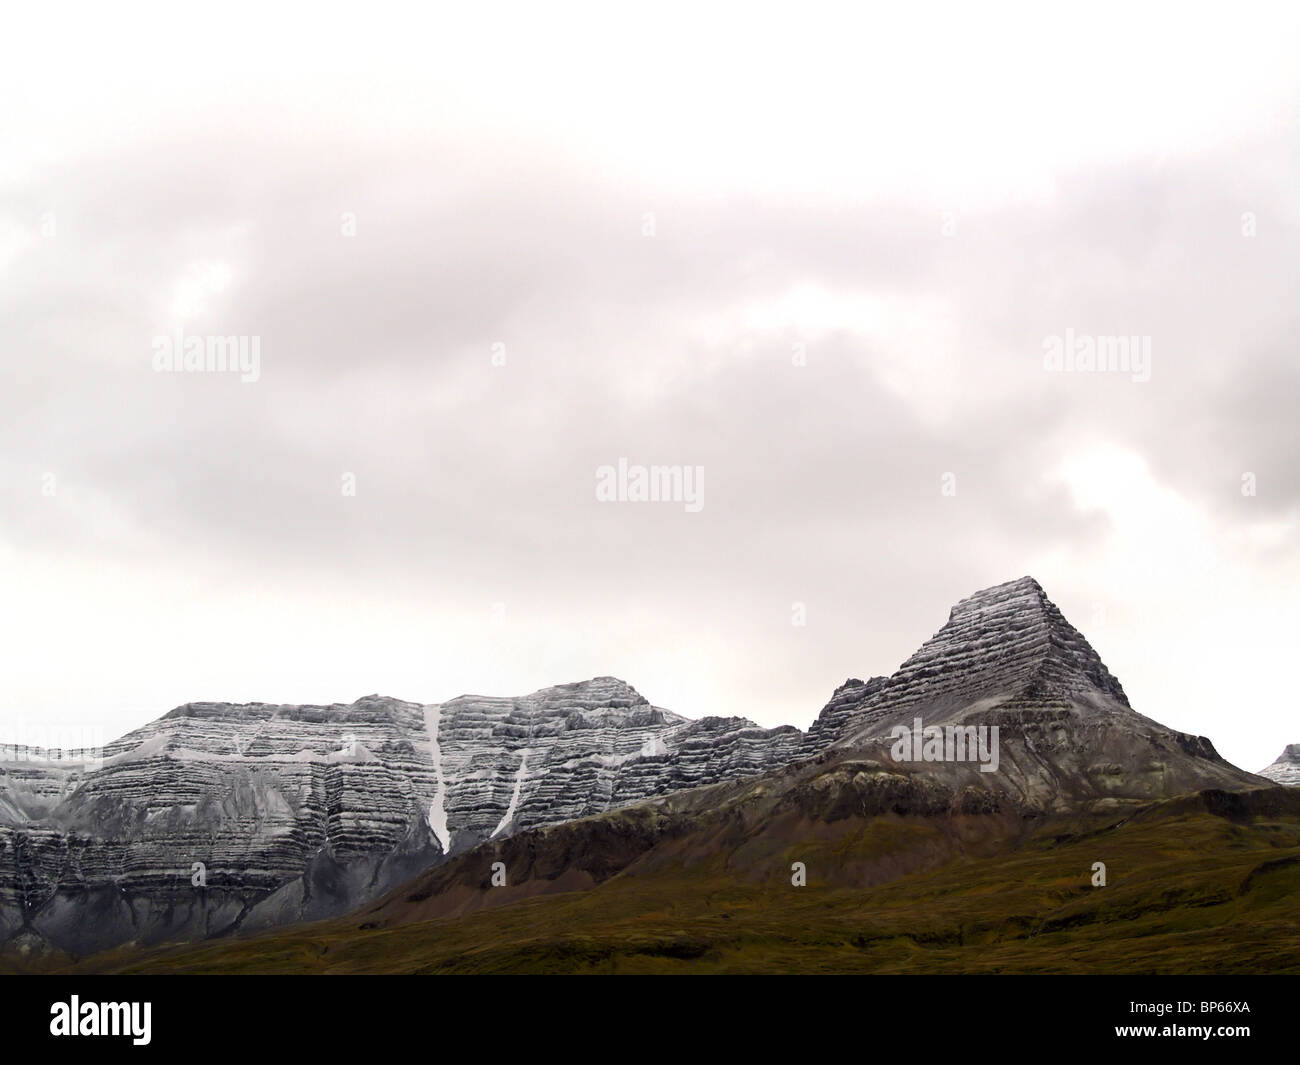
[950,577,1128,704]
[948,576,1047,620]
[836,578,1129,739]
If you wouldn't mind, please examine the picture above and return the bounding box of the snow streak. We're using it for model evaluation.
[490,749,529,839]
[422,704,451,854]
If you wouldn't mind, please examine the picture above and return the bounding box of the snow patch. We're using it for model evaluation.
[490,749,529,839]
[641,735,667,757]
[326,740,378,764]
[422,704,451,854]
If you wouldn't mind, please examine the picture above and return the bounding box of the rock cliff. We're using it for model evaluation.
[0,677,804,954]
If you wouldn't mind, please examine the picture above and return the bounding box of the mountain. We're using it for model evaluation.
[826,576,1262,807]
[1259,745,1300,786]
[348,576,1272,933]
[1,576,1276,963]
[801,676,889,750]
[0,678,803,956]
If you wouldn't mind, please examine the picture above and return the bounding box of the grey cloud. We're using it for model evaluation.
[1,112,1296,769]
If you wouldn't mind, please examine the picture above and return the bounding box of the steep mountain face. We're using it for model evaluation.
[1259,746,1300,786]
[802,676,889,751]
[430,678,804,840]
[0,678,804,956]
[830,577,1263,808]
[836,576,1130,738]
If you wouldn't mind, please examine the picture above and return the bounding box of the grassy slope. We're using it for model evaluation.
[26,793,1300,975]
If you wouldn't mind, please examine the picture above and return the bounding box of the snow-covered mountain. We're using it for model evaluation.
[0,576,1278,958]
[0,677,804,955]
[365,579,1279,931]
[825,577,1267,807]
[1259,745,1300,786]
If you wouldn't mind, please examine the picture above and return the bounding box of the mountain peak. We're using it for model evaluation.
[943,576,1128,705]
[835,577,1129,746]
[1259,745,1300,786]
[947,575,1045,620]
[527,676,651,711]
[821,577,1269,807]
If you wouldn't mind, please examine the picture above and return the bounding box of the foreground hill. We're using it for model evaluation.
[28,786,1300,975]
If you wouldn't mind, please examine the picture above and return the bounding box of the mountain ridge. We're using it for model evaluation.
[0,676,805,956]
[0,576,1275,958]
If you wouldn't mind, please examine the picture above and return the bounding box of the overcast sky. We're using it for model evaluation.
[2,2,1297,773]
